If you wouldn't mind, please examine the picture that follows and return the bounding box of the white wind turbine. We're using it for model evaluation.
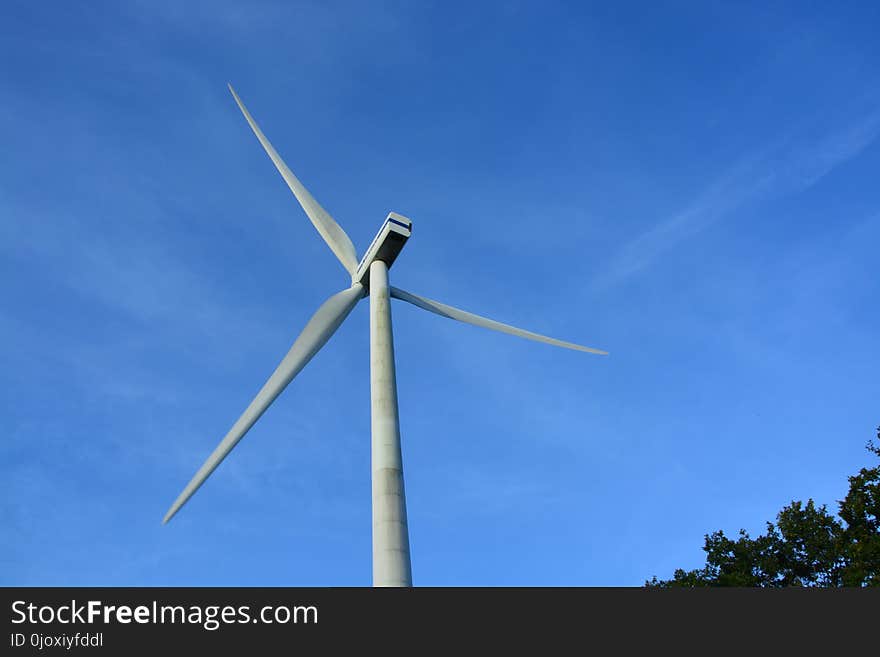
[163,85,608,587]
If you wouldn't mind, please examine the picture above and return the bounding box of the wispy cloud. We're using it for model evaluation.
[596,106,880,287]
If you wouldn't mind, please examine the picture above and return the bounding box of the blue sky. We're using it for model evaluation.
[2,1,878,586]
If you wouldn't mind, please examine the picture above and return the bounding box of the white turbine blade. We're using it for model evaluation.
[390,286,608,355]
[227,84,359,276]
[163,283,365,524]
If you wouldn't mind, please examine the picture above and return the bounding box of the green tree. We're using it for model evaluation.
[647,427,880,587]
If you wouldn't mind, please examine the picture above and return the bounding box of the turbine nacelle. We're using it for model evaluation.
[354,212,412,288]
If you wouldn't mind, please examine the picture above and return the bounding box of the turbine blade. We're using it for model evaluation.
[390,286,608,355]
[163,283,365,524]
[227,84,359,276]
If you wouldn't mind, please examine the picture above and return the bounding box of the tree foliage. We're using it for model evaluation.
[647,427,880,587]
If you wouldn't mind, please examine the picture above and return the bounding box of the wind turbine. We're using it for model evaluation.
[163,85,608,587]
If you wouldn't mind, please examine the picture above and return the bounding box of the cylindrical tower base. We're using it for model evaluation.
[369,260,413,587]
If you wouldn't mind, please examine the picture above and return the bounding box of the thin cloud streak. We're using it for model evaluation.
[597,107,880,287]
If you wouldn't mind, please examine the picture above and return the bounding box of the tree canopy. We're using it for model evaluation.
[647,427,880,587]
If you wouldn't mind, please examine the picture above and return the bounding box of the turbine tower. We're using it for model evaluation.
[163,85,608,587]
